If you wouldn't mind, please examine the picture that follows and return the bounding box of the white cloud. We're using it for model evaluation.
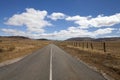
[66,15,91,21]
[2,8,119,40]
[66,15,91,28]
[5,8,52,33]
[56,27,114,38]
[94,28,115,35]
[1,29,26,36]
[1,28,43,39]
[89,14,120,27]
[1,27,115,40]
[38,27,114,39]
[48,12,66,20]
[66,13,120,28]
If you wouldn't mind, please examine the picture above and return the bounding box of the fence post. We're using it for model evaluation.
[91,42,93,50]
[77,42,79,47]
[79,42,80,47]
[76,42,77,47]
[83,42,84,49]
[86,42,88,48]
[103,42,106,52]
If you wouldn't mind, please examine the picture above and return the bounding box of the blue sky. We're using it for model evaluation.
[0,0,120,40]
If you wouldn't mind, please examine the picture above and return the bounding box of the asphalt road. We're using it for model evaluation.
[0,44,106,80]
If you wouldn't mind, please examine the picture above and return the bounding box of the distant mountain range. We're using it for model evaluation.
[36,38,49,41]
[0,36,30,39]
[66,37,93,41]
[66,37,120,41]
[0,36,49,41]
[0,36,120,41]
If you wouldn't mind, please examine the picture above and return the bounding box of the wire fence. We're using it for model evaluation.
[55,41,120,54]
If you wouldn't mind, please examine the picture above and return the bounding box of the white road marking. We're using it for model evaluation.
[49,46,52,80]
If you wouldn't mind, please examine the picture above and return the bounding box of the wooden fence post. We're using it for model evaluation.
[91,42,93,50]
[83,42,84,49]
[86,42,88,48]
[103,42,106,52]
[79,42,81,47]
[76,42,77,47]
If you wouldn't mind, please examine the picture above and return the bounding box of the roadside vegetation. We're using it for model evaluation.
[0,37,50,63]
[55,41,120,80]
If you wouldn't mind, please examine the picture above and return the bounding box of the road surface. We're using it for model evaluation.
[0,44,106,80]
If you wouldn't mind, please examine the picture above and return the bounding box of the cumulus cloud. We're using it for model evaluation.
[2,8,119,39]
[48,12,66,20]
[37,27,114,39]
[1,29,26,36]
[66,15,91,28]
[94,28,115,35]
[1,28,44,39]
[1,27,115,40]
[89,14,120,27]
[54,27,114,38]
[66,13,120,28]
[5,8,52,33]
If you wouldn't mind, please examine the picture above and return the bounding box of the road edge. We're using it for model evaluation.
[0,55,28,67]
[74,56,115,80]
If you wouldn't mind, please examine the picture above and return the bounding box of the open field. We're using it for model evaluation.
[0,37,50,62]
[55,41,120,80]
[60,41,120,58]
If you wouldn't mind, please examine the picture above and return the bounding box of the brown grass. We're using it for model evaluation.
[62,41,120,58]
[0,38,51,63]
[55,42,120,80]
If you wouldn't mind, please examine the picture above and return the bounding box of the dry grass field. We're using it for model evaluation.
[55,41,120,80]
[63,41,120,58]
[0,37,50,63]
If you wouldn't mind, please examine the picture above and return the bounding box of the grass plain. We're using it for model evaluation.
[0,37,50,63]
